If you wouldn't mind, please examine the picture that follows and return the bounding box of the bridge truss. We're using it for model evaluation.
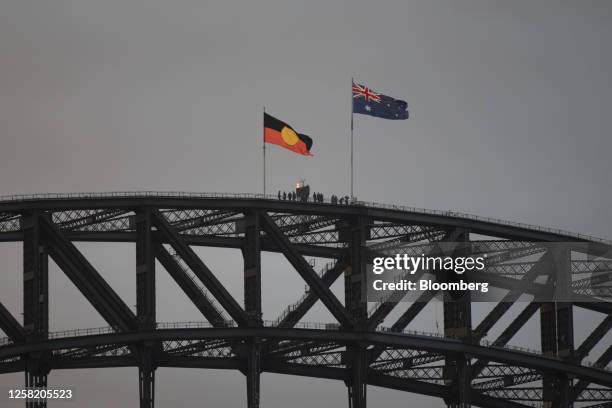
[0,193,610,407]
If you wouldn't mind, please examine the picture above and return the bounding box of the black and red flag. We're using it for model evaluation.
[264,113,313,156]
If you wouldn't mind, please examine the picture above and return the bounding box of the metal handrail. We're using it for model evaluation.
[272,261,337,326]
[0,191,609,245]
[169,252,231,322]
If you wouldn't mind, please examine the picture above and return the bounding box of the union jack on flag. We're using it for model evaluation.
[352,83,381,103]
[352,81,409,120]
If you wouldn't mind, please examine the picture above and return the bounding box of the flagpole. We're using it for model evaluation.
[263,106,266,196]
[350,77,354,199]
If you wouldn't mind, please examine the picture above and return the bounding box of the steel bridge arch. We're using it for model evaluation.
[0,193,610,408]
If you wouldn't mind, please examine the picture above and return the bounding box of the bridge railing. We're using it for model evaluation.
[359,200,612,245]
[0,191,609,245]
[157,321,236,329]
[169,252,232,323]
[0,321,611,370]
[0,191,271,201]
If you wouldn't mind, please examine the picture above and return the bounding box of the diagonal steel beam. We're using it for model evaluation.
[367,290,439,365]
[382,286,439,335]
[259,212,354,329]
[151,209,249,327]
[39,216,137,332]
[469,270,612,315]
[573,345,612,399]
[154,242,229,326]
[366,231,468,365]
[276,261,346,328]
[576,314,612,360]
[472,302,541,377]
[367,229,464,328]
[0,302,26,342]
[370,236,512,361]
[473,251,553,341]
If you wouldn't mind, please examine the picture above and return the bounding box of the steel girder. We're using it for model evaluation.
[260,212,354,329]
[0,303,26,343]
[1,328,611,406]
[0,196,611,408]
[1,329,611,385]
[154,243,230,325]
[151,210,249,326]
[40,215,138,332]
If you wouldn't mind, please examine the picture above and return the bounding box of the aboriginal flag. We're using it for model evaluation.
[264,113,313,156]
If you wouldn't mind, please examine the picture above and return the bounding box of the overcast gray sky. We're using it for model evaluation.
[1,0,611,407]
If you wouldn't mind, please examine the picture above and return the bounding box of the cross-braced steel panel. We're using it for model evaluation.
[0,193,610,408]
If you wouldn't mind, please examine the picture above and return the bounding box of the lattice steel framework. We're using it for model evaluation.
[0,193,611,408]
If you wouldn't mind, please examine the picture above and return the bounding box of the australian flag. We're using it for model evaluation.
[352,82,409,120]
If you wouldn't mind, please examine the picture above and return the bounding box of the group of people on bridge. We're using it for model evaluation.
[277,190,351,205]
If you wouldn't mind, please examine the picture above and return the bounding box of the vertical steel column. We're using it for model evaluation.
[135,209,156,408]
[443,229,471,408]
[136,208,156,329]
[242,213,262,408]
[540,301,559,407]
[342,216,368,408]
[138,345,155,408]
[346,346,367,408]
[22,212,49,408]
[541,247,574,408]
[245,341,261,408]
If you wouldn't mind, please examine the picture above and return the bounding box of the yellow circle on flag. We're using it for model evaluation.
[281,126,299,146]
